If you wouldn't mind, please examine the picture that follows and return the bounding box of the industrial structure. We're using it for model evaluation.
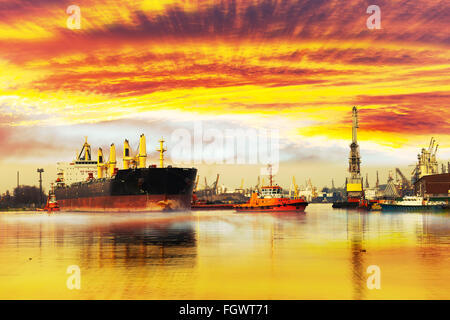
[407,137,449,201]
[383,172,400,199]
[412,137,439,184]
[298,178,318,202]
[37,168,44,206]
[414,173,450,200]
[332,106,369,209]
[193,174,249,204]
[346,106,364,203]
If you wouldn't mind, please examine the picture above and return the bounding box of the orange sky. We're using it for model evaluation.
[0,0,449,192]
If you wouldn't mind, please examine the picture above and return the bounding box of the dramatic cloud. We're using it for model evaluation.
[0,0,449,190]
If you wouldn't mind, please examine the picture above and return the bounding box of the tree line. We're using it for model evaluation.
[0,185,47,209]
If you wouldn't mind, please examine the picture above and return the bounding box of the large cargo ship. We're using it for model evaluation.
[54,135,197,212]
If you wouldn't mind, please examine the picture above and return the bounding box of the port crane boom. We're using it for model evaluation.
[193,175,199,193]
[212,174,220,195]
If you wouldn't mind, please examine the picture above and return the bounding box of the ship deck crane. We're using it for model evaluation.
[123,134,147,169]
[156,138,166,168]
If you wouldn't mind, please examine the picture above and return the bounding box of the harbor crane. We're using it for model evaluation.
[411,137,440,183]
[193,175,199,193]
[289,176,299,199]
[395,168,411,188]
[212,174,220,195]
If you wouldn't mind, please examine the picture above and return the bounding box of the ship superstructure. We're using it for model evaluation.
[56,137,98,186]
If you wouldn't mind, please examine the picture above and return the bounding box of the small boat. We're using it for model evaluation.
[380,196,446,212]
[37,184,60,213]
[370,203,382,211]
[234,165,308,213]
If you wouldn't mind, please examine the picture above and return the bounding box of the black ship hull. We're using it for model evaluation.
[332,201,360,209]
[55,167,197,212]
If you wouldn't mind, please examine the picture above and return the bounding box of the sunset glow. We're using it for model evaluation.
[0,0,449,190]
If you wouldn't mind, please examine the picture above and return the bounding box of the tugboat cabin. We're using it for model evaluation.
[260,186,283,198]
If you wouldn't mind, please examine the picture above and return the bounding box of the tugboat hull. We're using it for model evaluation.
[235,165,308,213]
[235,202,308,213]
[235,199,308,213]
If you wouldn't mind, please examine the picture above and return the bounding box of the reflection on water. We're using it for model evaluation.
[347,212,367,300]
[0,204,448,299]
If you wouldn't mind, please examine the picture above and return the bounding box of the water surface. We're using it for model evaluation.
[0,204,448,299]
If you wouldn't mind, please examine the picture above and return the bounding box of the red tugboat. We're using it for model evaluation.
[235,165,308,213]
[37,183,60,213]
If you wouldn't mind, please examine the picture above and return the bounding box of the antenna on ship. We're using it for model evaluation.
[157,138,166,168]
[267,164,273,187]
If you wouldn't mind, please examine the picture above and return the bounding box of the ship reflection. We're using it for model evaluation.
[106,221,196,247]
[346,211,368,300]
[415,213,450,274]
[417,213,450,245]
[0,208,448,299]
[78,216,198,268]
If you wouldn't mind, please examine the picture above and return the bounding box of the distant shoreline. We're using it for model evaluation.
[0,208,39,212]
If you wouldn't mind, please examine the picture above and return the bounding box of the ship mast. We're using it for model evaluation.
[157,138,166,168]
[268,164,273,186]
[78,136,92,161]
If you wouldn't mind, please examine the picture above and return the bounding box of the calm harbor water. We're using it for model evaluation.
[0,203,449,299]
